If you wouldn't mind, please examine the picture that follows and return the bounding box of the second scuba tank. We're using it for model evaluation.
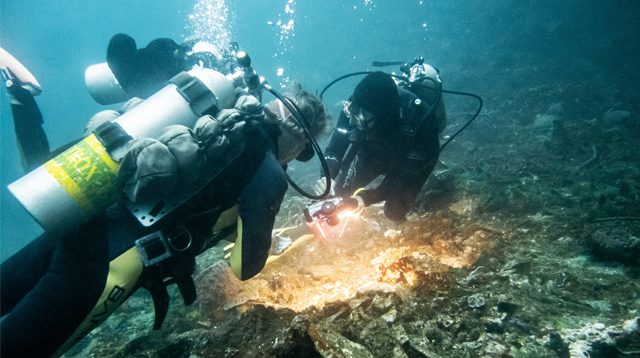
[8,67,236,233]
[84,62,131,105]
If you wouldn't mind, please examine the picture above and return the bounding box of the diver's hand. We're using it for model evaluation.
[215,108,244,123]
[270,230,293,256]
[342,194,366,213]
[0,48,42,96]
[4,76,33,104]
[84,110,121,135]
[234,94,262,114]
[2,67,38,105]
[313,177,336,196]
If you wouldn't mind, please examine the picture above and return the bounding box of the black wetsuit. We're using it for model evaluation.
[325,87,442,221]
[107,34,188,99]
[0,92,287,356]
[6,81,51,171]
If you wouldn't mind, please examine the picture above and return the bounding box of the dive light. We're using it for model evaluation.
[304,197,358,226]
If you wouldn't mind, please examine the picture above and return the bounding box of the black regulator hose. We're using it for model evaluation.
[439,89,483,151]
[263,83,333,199]
[319,71,373,100]
[371,61,405,67]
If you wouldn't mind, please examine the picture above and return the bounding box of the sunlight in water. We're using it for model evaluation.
[186,0,235,54]
[264,0,297,86]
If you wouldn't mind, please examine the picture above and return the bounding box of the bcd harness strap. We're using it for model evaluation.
[170,71,218,117]
[93,120,132,159]
[398,88,442,162]
[398,87,436,138]
[135,226,197,329]
[134,216,238,329]
[93,70,219,160]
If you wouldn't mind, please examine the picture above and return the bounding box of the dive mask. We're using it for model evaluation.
[342,100,374,131]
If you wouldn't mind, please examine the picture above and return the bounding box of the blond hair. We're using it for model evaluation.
[265,82,332,140]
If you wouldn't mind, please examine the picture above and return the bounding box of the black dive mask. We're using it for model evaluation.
[343,100,375,131]
[296,142,314,162]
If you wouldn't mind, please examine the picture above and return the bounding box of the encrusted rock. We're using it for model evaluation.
[588,226,640,264]
[467,293,486,309]
[483,340,509,356]
[560,319,640,357]
[485,318,505,334]
[603,109,632,123]
[308,322,374,357]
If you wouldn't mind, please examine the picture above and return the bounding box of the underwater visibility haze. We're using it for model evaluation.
[1,0,639,356]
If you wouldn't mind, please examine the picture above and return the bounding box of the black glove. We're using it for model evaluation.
[5,75,35,105]
[341,195,365,211]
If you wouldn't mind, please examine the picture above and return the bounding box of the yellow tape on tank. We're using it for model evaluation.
[43,134,120,214]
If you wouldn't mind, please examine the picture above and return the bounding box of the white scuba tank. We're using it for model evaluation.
[8,67,236,233]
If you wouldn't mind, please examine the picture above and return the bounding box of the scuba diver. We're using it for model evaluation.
[2,33,223,172]
[1,47,50,171]
[315,65,446,222]
[85,33,229,104]
[0,36,331,357]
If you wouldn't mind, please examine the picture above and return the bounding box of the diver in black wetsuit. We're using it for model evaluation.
[2,33,191,172]
[105,33,191,99]
[3,65,50,171]
[0,40,331,357]
[317,71,446,221]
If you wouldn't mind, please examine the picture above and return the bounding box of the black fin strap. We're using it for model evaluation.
[175,275,197,306]
[141,255,197,330]
[145,279,170,330]
[167,256,197,305]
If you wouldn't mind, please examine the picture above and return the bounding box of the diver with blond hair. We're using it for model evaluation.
[0,37,331,356]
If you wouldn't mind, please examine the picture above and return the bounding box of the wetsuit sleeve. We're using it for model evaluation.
[358,113,440,221]
[229,151,288,280]
[323,110,351,178]
[6,83,50,171]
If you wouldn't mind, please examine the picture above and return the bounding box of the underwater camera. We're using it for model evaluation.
[304,196,360,226]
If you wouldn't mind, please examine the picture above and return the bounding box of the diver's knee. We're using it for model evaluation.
[384,200,408,222]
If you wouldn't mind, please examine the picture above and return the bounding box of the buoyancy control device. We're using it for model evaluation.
[8,67,236,233]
